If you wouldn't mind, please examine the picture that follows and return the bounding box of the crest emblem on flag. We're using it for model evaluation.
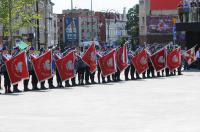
[158,56,165,64]
[16,62,23,73]
[140,56,147,65]
[107,58,113,67]
[66,60,74,70]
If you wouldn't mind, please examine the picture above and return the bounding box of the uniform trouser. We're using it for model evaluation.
[97,66,101,83]
[115,69,121,81]
[130,64,135,79]
[90,72,95,83]
[190,8,197,22]
[65,80,70,87]
[13,84,19,92]
[78,68,85,85]
[179,13,184,23]
[112,74,116,81]
[56,68,62,87]
[48,77,54,88]
[107,75,111,82]
[3,71,11,92]
[165,68,170,76]
[197,9,200,21]
[24,75,29,90]
[30,70,38,88]
[124,65,130,80]
[178,66,182,75]
[184,61,189,70]
[147,66,155,78]
[85,66,90,83]
[41,81,45,88]
[142,71,146,78]
[197,58,200,69]
[71,77,76,86]
[185,12,189,23]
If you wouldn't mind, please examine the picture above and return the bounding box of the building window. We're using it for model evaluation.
[142,17,145,25]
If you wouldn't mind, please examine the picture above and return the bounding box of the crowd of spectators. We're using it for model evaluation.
[177,0,200,23]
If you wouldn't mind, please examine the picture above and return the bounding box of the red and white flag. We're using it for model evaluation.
[167,48,182,71]
[32,50,52,82]
[150,48,166,72]
[131,49,149,74]
[116,44,129,71]
[183,47,196,65]
[99,49,117,77]
[6,52,29,85]
[82,43,97,73]
[55,51,75,81]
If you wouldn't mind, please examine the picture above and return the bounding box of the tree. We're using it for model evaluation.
[126,4,139,47]
[0,0,40,47]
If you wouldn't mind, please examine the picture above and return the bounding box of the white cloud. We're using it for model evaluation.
[52,0,138,14]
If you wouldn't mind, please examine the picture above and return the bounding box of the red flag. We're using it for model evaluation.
[82,43,97,73]
[132,50,149,74]
[183,47,196,65]
[6,52,29,85]
[150,48,166,71]
[32,50,52,82]
[167,48,182,71]
[99,49,117,77]
[55,51,75,81]
[116,45,129,71]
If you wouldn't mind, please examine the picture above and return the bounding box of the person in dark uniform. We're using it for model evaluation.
[124,49,131,81]
[77,52,86,85]
[39,48,48,90]
[54,47,64,88]
[2,47,12,93]
[177,0,184,23]
[23,49,31,92]
[29,47,39,90]
[48,47,56,89]
[11,46,22,93]
[197,0,200,21]
[147,58,155,78]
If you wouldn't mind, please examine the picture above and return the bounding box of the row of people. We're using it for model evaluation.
[0,45,182,94]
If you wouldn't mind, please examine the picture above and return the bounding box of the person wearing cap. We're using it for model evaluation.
[2,47,12,93]
[11,46,22,93]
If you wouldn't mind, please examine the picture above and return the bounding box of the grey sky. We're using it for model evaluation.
[51,0,138,14]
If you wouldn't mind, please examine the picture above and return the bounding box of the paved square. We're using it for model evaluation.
[0,71,200,132]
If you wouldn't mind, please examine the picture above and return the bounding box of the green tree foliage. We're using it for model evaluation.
[0,0,40,44]
[126,4,139,46]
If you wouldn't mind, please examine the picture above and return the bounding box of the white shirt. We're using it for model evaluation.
[196,50,200,58]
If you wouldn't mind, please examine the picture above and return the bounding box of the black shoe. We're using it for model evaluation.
[24,88,32,92]
[13,89,22,93]
[49,85,56,89]
[65,84,71,87]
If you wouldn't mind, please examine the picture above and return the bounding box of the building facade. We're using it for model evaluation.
[139,0,179,44]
